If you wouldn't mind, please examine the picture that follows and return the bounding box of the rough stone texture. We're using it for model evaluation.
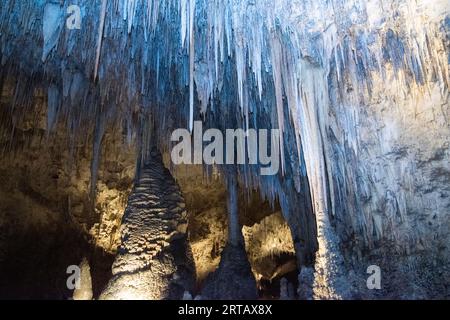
[100,151,195,300]
[73,258,93,300]
[319,55,450,300]
[297,267,315,300]
[201,244,258,300]
[0,83,299,299]
[280,278,296,300]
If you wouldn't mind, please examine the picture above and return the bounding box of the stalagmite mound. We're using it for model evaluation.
[201,244,258,300]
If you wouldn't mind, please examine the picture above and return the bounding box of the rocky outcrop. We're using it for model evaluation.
[100,150,195,300]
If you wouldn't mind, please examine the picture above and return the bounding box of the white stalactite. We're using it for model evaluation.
[94,0,107,81]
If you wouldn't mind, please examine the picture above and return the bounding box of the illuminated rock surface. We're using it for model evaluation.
[73,258,93,300]
[100,150,194,300]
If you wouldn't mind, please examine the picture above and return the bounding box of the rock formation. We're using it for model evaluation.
[201,174,258,300]
[73,258,93,300]
[100,150,195,300]
[0,0,448,299]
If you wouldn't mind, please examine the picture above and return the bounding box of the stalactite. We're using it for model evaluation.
[94,0,108,81]
[42,2,62,62]
[72,258,93,301]
[90,112,106,202]
[188,0,196,133]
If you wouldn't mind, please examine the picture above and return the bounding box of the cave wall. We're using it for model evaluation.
[298,4,450,298]
[323,68,450,298]
[0,82,137,298]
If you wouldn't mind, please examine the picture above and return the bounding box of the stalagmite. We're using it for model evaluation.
[182,291,193,300]
[227,175,241,246]
[280,278,296,300]
[297,267,314,300]
[42,3,62,62]
[100,149,195,300]
[94,0,107,81]
[201,172,258,300]
[72,258,93,301]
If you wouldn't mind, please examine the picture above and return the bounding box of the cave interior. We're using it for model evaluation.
[0,0,449,300]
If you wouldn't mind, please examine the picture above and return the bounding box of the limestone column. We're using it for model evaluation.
[227,174,243,246]
[100,150,195,300]
[201,173,257,300]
